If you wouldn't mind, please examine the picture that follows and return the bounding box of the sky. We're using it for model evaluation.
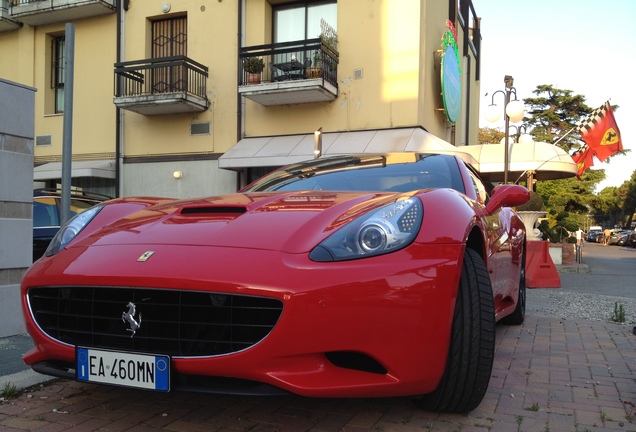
[475,0,636,191]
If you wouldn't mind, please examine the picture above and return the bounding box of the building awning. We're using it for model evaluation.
[34,160,116,181]
[461,142,577,182]
[219,127,478,169]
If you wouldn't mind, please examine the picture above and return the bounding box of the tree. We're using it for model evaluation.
[520,85,617,237]
[523,84,593,153]
[593,186,624,228]
[478,127,504,144]
[622,171,636,228]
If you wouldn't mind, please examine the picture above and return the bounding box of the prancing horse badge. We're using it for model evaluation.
[137,251,155,262]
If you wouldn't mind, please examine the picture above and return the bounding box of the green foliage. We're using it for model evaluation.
[478,127,504,144]
[243,57,264,74]
[517,191,545,212]
[538,219,563,242]
[1,382,18,399]
[319,18,338,50]
[613,302,626,323]
[523,84,594,153]
[621,170,636,228]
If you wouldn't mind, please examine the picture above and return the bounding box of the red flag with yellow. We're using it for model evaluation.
[576,101,623,162]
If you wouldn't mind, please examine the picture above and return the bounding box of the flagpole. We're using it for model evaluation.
[553,126,576,146]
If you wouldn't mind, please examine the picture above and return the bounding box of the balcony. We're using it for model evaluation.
[113,56,209,116]
[1,0,20,32]
[9,0,115,26]
[238,38,338,106]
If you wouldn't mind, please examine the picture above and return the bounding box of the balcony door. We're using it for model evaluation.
[273,1,336,42]
[152,17,187,93]
[273,1,336,67]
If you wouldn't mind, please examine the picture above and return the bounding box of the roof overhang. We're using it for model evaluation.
[34,160,116,181]
[219,127,477,170]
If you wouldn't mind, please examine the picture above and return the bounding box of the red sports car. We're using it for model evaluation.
[22,152,529,413]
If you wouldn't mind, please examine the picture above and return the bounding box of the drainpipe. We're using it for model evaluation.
[115,0,126,198]
[236,0,245,189]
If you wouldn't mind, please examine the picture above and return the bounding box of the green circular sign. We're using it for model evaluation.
[441,44,461,123]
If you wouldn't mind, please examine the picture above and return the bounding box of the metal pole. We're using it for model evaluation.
[503,88,510,184]
[60,23,75,226]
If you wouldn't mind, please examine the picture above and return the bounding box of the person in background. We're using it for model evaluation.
[603,228,612,246]
[576,228,584,245]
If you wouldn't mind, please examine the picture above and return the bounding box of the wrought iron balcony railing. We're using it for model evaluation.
[114,56,208,100]
[239,38,338,89]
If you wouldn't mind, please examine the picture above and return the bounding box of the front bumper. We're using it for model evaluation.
[22,241,464,398]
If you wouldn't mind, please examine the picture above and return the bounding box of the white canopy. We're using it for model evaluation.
[219,127,478,169]
[34,160,116,180]
[462,141,577,182]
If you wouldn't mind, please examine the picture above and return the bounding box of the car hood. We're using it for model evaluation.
[77,191,406,254]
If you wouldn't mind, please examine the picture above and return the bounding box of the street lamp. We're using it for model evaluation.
[485,75,525,183]
[503,125,534,145]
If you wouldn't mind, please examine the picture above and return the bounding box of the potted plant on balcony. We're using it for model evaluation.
[307,19,338,79]
[243,57,264,84]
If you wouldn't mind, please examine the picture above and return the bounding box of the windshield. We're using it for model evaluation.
[242,154,466,194]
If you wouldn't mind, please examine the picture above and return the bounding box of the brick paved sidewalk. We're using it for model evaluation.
[1,315,635,432]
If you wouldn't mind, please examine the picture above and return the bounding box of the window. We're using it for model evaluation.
[51,36,65,113]
[273,1,337,43]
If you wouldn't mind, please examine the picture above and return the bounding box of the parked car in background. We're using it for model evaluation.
[608,230,630,246]
[585,231,602,243]
[32,189,110,261]
[628,231,636,248]
[22,153,530,413]
[616,230,634,246]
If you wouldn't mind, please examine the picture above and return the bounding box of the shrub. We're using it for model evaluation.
[517,191,545,212]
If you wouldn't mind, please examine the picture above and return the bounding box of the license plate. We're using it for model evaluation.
[76,347,170,391]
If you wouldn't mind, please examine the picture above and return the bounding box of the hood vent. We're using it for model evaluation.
[180,206,246,215]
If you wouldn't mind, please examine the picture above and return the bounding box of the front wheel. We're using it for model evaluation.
[413,248,495,413]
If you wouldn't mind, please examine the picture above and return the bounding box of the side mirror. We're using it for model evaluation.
[485,184,530,215]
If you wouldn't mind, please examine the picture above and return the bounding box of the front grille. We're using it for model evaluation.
[28,287,283,357]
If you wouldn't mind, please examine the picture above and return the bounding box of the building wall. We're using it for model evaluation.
[0,78,35,337]
[120,0,240,197]
[122,159,237,198]
[1,0,482,200]
[2,17,117,163]
[241,0,480,149]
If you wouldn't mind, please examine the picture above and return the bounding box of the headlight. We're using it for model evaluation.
[45,204,104,257]
[309,198,423,262]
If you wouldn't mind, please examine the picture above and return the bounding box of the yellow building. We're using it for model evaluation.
[0,0,482,198]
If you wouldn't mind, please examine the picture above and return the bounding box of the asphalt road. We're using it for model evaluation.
[561,242,636,298]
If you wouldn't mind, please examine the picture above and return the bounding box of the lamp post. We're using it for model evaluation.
[485,75,525,184]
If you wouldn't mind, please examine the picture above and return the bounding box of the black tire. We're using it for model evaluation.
[413,248,495,413]
[501,251,526,325]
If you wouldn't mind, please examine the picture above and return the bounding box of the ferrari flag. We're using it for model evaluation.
[571,145,594,180]
[577,101,623,162]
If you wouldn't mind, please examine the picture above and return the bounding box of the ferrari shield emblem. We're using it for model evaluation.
[137,251,155,262]
[601,127,619,146]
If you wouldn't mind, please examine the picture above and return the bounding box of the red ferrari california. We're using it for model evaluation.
[22,152,529,413]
